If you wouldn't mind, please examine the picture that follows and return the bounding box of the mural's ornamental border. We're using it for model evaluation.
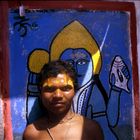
[0,1,139,140]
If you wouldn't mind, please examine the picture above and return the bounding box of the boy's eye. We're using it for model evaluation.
[42,85,73,92]
[60,85,73,91]
[42,86,56,92]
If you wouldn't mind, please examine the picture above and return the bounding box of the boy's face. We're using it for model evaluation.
[41,73,75,115]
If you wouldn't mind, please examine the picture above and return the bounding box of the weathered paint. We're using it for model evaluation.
[0,2,13,140]
[9,9,133,140]
[0,98,4,140]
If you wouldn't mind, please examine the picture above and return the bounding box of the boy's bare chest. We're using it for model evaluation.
[37,122,84,140]
[34,115,95,140]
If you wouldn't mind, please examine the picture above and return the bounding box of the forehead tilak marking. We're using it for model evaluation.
[42,74,74,87]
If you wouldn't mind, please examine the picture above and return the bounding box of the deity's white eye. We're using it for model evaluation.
[77,59,88,65]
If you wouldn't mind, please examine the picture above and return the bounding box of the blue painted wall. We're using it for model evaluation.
[9,9,133,140]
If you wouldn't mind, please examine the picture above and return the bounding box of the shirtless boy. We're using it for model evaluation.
[23,60,104,140]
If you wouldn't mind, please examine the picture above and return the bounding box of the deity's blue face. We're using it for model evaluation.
[60,48,93,87]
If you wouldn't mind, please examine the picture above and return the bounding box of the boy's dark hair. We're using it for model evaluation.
[38,60,78,91]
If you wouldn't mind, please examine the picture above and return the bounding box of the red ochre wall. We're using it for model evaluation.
[0,1,139,140]
[0,2,13,140]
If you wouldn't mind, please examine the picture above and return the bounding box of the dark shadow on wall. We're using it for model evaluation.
[27,97,43,124]
[113,124,134,140]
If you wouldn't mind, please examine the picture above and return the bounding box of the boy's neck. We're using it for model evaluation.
[46,109,75,126]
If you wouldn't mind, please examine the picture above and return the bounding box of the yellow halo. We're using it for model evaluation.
[28,49,49,73]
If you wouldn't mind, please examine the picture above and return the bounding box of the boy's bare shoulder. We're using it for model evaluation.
[23,117,45,140]
[82,116,104,140]
[23,123,38,140]
[75,114,102,130]
[84,117,101,129]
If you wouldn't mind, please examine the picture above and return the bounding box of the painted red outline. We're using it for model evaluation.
[0,1,139,140]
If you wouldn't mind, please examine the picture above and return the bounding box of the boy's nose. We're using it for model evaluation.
[53,89,63,98]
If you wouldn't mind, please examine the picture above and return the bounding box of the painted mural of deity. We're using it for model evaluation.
[26,21,131,140]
